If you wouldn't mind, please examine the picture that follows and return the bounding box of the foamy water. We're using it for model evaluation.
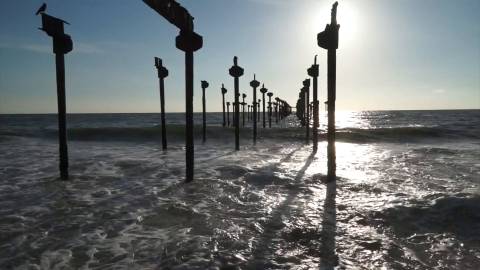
[0,111,479,269]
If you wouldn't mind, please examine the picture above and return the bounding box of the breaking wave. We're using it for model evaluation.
[1,125,478,143]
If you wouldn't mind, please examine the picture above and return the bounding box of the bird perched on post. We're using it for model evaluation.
[35,3,47,15]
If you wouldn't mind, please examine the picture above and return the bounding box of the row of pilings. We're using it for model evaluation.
[155,55,292,153]
[36,0,337,183]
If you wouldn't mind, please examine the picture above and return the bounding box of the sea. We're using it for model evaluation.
[0,110,479,270]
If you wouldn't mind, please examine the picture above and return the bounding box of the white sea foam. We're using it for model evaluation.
[0,111,479,269]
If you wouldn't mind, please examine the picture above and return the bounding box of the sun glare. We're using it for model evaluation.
[309,0,359,46]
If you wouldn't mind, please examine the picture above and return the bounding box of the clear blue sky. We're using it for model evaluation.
[1,0,479,113]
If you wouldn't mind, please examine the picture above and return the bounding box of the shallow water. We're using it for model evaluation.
[0,111,479,269]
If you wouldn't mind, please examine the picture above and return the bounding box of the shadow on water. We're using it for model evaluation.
[247,151,316,268]
[319,180,337,270]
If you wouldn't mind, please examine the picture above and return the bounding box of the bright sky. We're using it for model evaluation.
[1,0,479,113]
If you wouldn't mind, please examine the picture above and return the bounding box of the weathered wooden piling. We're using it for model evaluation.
[318,1,339,182]
[232,101,236,126]
[267,92,273,128]
[154,57,169,150]
[226,102,231,126]
[242,93,247,127]
[221,84,227,127]
[257,99,261,121]
[303,79,311,144]
[229,57,244,151]
[260,85,268,128]
[143,0,203,182]
[250,75,260,143]
[37,7,73,180]
[296,91,306,126]
[274,97,280,123]
[307,56,319,152]
[201,80,209,143]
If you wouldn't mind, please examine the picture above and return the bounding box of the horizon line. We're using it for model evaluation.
[1,108,479,115]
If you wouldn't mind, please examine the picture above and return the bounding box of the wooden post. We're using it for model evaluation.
[176,32,203,183]
[229,57,244,151]
[250,75,260,144]
[185,50,195,181]
[303,79,310,144]
[38,10,73,180]
[221,84,227,127]
[267,92,273,128]
[300,90,306,126]
[308,57,319,152]
[260,85,268,128]
[242,93,247,127]
[177,36,202,183]
[257,99,261,121]
[274,98,279,123]
[227,102,231,126]
[143,0,203,182]
[318,1,339,182]
[154,57,169,150]
[201,80,209,143]
[55,51,68,180]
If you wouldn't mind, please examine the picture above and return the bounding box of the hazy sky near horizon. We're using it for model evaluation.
[1,0,479,113]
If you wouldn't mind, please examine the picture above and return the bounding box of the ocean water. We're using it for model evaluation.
[0,110,479,269]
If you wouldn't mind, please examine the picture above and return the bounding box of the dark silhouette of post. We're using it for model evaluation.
[143,0,203,183]
[232,100,237,127]
[303,94,306,124]
[318,1,340,182]
[37,6,73,180]
[296,91,306,126]
[267,92,273,128]
[232,102,235,126]
[274,97,280,123]
[226,102,231,126]
[221,84,227,127]
[260,84,268,128]
[154,57,168,150]
[303,79,311,144]
[201,80,209,143]
[242,93,247,127]
[250,75,260,144]
[229,57,244,151]
[308,56,319,152]
[257,99,261,121]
